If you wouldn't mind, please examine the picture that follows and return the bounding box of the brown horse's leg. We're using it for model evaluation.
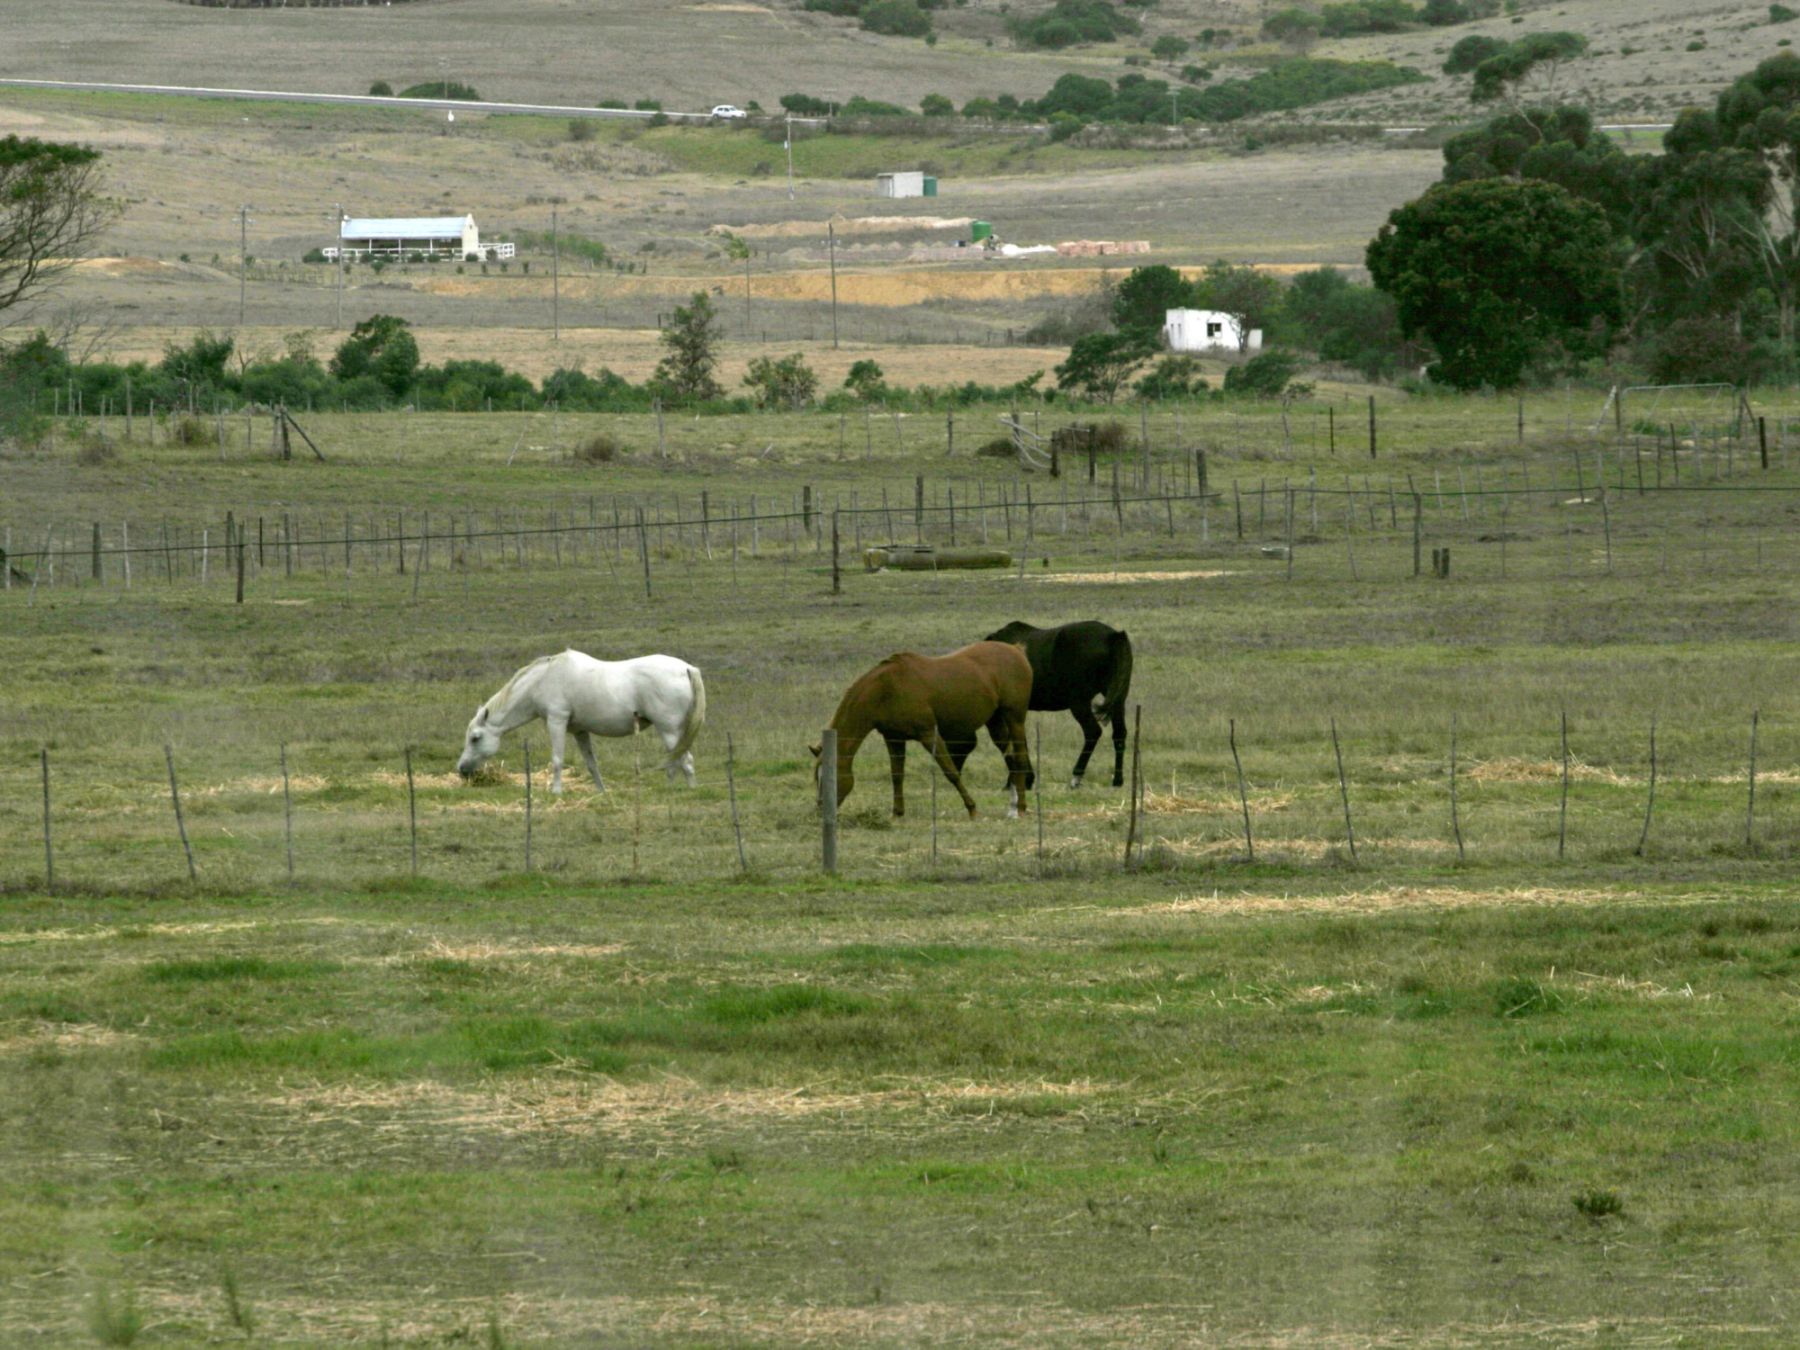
[987,710,1033,817]
[924,729,979,817]
[884,734,908,817]
[1069,704,1103,788]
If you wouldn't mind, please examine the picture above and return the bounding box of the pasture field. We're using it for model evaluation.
[3,396,1800,1344]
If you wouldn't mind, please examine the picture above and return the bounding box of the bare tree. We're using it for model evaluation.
[0,137,118,330]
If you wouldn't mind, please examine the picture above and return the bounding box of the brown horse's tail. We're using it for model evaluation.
[1098,630,1132,721]
[671,665,707,761]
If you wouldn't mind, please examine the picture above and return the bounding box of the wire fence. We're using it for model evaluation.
[8,439,1800,596]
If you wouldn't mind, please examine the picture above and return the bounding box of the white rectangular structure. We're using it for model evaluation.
[1163,307,1262,353]
[325,213,514,261]
[875,171,926,198]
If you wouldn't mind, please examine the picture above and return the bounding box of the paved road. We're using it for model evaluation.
[0,77,715,123]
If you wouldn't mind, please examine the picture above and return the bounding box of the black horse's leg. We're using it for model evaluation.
[1110,703,1128,788]
[885,734,908,817]
[1069,704,1103,788]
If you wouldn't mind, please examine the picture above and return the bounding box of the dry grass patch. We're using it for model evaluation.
[1038,569,1235,585]
[253,1072,1113,1144]
[1141,884,1728,919]
[0,1021,135,1055]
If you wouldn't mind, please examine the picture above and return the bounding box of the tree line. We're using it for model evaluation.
[1366,51,1800,389]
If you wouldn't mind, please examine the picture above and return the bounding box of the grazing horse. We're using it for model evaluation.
[813,641,1034,819]
[985,619,1132,788]
[457,650,706,793]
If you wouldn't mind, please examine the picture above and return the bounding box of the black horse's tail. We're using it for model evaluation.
[1098,630,1132,721]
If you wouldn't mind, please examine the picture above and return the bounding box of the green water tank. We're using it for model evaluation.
[970,220,991,242]
[923,175,938,197]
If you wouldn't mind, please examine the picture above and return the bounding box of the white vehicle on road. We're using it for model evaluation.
[709,104,748,120]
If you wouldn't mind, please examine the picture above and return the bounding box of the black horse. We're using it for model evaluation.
[985,619,1133,788]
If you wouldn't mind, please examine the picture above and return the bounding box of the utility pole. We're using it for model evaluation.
[1171,88,1179,128]
[551,204,560,342]
[333,202,344,329]
[828,220,839,350]
[237,203,254,327]
[785,112,795,200]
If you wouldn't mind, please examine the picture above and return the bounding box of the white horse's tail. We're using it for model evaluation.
[670,665,707,762]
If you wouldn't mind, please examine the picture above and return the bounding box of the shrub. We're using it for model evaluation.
[840,95,910,116]
[976,435,1018,457]
[1645,314,1755,385]
[780,92,834,115]
[861,0,932,35]
[1049,420,1130,458]
[1222,350,1305,398]
[1573,1189,1623,1218]
[744,352,819,409]
[1774,3,1798,22]
[368,80,393,97]
[573,432,626,463]
[172,415,210,446]
[397,80,481,100]
[920,93,955,116]
[568,118,596,142]
[76,435,117,466]
[1010,0,1141,49]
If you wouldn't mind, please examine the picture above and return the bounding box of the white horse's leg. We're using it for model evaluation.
[546,715,569,795]
[656,715,687,784]
[1007,782,1020,820]
[575,730,605,792]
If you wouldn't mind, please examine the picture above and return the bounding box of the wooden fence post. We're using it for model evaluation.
[1558,708,1570,861]
[1449,714,1464,862]
[281,742,295,885]
[1229,718,1253,863]
[831,510,841,595]
[1034,721,1045,875]
[1634,715,1658,857]
[1331,717,1356,862]
[164,744,197,881]
[40,747,53,889]
[523,741,534,871]
[727,732,748,874]
[820,727,838,874]
[636,507,652,599]
[1367,395,1376,459]
[405,746,418,877]
[1747,709,1760,850]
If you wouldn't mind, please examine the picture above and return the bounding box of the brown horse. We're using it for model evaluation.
[812,641,1034,819]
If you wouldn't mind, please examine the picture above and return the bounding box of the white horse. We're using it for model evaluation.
[457,650,706,793]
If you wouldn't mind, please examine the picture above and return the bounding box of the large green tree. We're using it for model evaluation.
[653,292,724,404]
[330,314,420,400]
[0,136,116,327]
[1111,264,1195,336]
[1366,177,1620,389]
[1055,330,1156,402]
[1191,260,1282,353]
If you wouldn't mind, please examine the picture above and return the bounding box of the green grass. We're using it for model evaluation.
[4,396,1800,1343]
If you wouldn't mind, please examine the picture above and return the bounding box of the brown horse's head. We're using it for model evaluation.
[810,742,852,811]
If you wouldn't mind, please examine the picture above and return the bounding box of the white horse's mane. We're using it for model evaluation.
[485,651,564,715]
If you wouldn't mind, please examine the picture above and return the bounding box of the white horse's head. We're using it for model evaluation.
[457,705,502,778]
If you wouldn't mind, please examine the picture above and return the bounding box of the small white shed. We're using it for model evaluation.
[1164,308,1262,354]
[876,171,927,198]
